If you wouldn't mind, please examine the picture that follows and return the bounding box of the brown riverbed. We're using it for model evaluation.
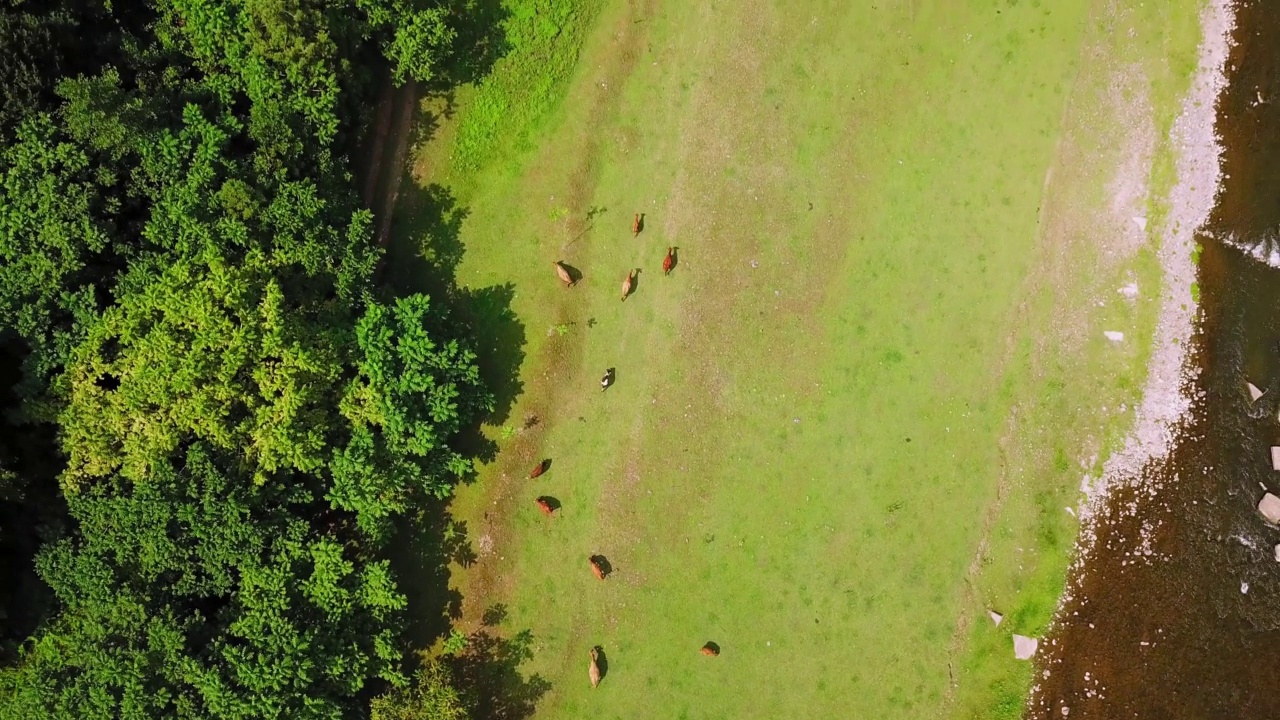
[1028,1,1280,717]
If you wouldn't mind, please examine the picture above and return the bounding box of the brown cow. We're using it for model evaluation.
[589,647,602,688]
[632,213,641,238]
[535,497,555,516]
[588,555,606,580]
[662,247,675,275]
[529,460,548,479]
[620,269,635,301]
[553,261,574,287]
[700,643,720,657]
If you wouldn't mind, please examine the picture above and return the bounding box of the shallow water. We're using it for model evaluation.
[1028,2,1280,717]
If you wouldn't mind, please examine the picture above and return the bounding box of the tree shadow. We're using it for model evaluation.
[448,629,552,720]
[388,503,470,650]
[455,283,525,427]
[441,0,512,86]
[0,340,65,665]
[481,603,508,627]
[383,183,527,459]
[385,183,468,297]
[408,88,456,148]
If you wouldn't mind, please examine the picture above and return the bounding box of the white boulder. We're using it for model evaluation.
[1258,493,1280,525]
[1013,634,1038,660]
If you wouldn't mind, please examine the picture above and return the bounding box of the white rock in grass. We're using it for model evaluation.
[1013,634,1038,660]
[989,611,1003,626]
[1249,382,1265,402]
[1118,282,1139,298]
[1258,493,1280,525]
[1132,216,1148,232]
[1104,331,1125,343]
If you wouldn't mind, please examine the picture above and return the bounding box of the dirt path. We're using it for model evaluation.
[375,80,420,249]
[362,76,397,209]
[358,75,420,254]
[453,0,657,626]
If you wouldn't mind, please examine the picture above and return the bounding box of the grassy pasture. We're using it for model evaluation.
[386,0,1205,717]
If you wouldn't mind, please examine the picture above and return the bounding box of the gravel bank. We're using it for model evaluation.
[1029,0,1237,711]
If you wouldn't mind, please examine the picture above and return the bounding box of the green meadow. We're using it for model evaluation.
[388,0,1206,717]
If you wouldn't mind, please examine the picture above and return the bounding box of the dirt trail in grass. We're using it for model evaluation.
[358,76,420,253]
[456,0,657,620]
[362,77,396,208]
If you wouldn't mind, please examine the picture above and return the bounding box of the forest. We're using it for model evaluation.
[0,0,494,717]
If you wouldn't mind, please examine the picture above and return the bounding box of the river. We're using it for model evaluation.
[1028,1,1280,717]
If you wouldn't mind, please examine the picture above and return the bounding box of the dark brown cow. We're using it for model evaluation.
[535,497,555,516]
[588,555,606,580]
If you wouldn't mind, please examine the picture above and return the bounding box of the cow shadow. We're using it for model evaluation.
[593,645,609,683]
[448,629,552,720]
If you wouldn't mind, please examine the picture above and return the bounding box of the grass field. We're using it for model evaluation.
[384,0,1206,717]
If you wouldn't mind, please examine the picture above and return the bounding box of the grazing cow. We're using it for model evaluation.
[535,497,555,516]
[663,247,675,275]
[620,269,635,301]
[701,643,720,657]
[529,460,548,479]
[600,368,614,391]
[589,647,602,688]
[588,555,606,580]
[553,261,574,287]
[632,213,641,237]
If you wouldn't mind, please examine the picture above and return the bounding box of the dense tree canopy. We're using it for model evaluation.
[0,0,489,717]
